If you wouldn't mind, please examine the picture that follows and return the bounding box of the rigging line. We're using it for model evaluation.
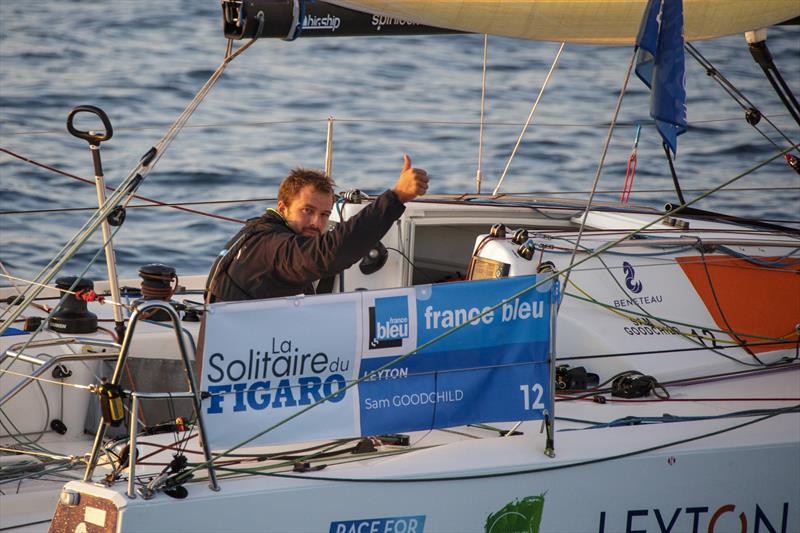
[565,291,794,345]
[0,274,128,310]
[203,405,799,484]
[146,30,261,173]
[0,221,126,358]
[0,147,244,224]
[0,218,122,325]
[588,396,800,403]
[0,367,96,394]
[560,364,800,402]
[697,244,763,361]
[4,113,796,137]
[557,238,769,359]
[205,447,429,479]
[557,340,799,362]
[188,144,800,477]
[685,42,798,150]
[0,408,50,454]
[493,42,565,195]
[0,447,80,463]
[3,187,800,218]
[0,34,260,335]
[180,145,799,480]
[476,33,488,194]
[560,46,639,308]
[0,261,24,298]
[200,360,544,401]
[662,142,685,205]
[178,276,560,480]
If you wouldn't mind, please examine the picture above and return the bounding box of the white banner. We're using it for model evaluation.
[201,293,362,448]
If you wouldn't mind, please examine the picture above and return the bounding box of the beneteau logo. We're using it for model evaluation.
[303,14,341,31]
[369,295,409,349]
[622,261,643,294]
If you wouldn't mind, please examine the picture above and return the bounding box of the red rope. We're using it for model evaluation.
[74,288,105,304]
[0,147,245,224]
[620,152,637,203]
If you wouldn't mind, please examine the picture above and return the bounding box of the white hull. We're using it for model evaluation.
[53,410,800,532]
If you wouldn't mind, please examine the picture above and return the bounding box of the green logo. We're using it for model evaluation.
[485,494,545,533]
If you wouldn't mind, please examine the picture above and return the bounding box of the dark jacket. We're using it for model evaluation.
[207,190,405,302]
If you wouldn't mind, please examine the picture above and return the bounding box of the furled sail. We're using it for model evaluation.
[325,0,800,44]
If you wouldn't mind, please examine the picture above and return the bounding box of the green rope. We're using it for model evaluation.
[179,142,797,482]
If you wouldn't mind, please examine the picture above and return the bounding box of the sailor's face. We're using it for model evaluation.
[278,185,333,237]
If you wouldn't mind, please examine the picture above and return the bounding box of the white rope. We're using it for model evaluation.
[560,47,639,306]
[493,42,566,195]
[0,273,126,309]
[0,368,93,391]
[476,34,489,194]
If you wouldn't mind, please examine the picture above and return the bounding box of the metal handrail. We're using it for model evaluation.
[126,390,197,498]
[82,300,219,492]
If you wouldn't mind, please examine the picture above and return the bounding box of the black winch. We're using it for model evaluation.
[48,276,98,334]
[136,264,177,322]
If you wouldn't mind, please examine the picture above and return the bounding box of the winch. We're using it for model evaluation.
[48,276,98,334]
[136,264,177,322]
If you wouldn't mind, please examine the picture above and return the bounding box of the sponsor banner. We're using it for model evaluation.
[359,277,555,436]
[201,276,556,449]
[201,293,362,448]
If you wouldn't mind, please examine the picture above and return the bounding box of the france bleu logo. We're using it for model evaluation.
[369,295,409,349]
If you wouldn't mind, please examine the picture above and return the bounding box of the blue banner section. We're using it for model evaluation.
[635,0,687,156]
[359,276,556,436]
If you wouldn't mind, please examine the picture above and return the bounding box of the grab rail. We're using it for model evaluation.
[82,300,219,492]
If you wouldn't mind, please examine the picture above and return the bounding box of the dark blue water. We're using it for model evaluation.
[1,2,798,284]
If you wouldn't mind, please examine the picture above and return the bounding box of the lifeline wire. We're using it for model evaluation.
[493,42,566,195]
[0,147,244,223]
[179,142,797,482]
[3,113,795,137]
[0,31,261,336]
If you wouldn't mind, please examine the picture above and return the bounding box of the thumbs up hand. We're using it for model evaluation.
[393,154,429,203]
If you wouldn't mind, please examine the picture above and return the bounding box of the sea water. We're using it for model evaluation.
[0,1,798,283]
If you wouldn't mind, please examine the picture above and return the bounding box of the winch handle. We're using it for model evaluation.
[67,105,113,145]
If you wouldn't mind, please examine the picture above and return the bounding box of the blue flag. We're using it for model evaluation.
[635,0,687,156]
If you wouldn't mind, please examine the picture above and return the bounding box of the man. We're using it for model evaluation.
[206,155,428,302]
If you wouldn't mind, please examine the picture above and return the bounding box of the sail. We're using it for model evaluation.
[325,0,800,44]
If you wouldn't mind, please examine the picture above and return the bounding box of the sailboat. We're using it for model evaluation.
[1,1,798,531]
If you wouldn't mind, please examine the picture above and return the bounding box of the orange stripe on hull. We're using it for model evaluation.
[676,255,800,355]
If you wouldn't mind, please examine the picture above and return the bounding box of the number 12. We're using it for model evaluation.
[520,384,545,410]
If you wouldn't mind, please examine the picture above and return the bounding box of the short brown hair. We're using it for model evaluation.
[278,168,335,207]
